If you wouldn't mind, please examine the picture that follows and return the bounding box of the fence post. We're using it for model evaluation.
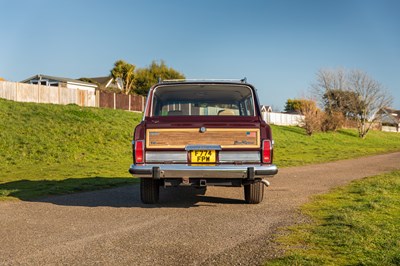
[96,90,100,107]
[129,94,131,111]
[58,85,61,104]
[38,84,40,103]
[113,93,116,110]
[15,82,18,101]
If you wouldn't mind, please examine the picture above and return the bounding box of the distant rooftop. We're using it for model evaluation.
[21,74,97,87]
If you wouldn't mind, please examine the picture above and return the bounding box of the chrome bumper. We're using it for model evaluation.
[129,164,278,179]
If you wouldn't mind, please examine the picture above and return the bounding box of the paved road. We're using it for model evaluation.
[1,152,400,266]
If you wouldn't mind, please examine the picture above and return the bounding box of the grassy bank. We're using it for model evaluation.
[0,98,142,200]
[266,170,400,265]
[1,98,400,200]
[272,125,400,167]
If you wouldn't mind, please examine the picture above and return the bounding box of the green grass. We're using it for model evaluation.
[266,170,400,266]
[272,125,400,167]
[1,98,400,200]
[0,98,142,200]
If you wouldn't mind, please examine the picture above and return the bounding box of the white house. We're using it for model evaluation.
[21,74,97,91]
[260,105,273,113]
[21,74,98,106]
[381,108,400,132]
[86,76,123,92]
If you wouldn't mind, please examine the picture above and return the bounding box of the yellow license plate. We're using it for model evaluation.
[190,150,216,163]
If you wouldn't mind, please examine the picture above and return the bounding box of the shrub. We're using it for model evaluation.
[321,111,345,132]
[300,100,322,136]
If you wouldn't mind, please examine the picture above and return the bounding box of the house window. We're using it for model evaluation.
[30,79,49,86]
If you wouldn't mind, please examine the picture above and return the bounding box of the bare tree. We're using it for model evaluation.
[348,70,393,138]
[312,68,347,110]
[311,69,349,131]
[311,68,393,138]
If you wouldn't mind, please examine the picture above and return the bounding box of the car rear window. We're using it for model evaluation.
[151,84,255,117]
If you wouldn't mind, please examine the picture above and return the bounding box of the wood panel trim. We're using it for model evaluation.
[146,128,260,149]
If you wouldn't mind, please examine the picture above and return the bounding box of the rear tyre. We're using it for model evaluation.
[244,181,264,204]
[140,178,160,204]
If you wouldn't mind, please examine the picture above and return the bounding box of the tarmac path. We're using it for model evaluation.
[1,152,399,265]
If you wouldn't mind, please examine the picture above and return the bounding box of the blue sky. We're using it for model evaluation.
[1,0,399,110]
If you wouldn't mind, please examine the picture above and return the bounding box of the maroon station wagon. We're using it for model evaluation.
[129,79,278,204]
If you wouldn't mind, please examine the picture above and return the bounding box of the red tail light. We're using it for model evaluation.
[262,140,272,163]
[135,140,145,164]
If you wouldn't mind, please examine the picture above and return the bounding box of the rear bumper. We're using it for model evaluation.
[129,164,278,179]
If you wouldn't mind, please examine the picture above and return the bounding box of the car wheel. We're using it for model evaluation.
[244,181,264,204]
[140,178,160,204]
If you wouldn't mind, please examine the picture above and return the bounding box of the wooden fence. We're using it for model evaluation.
[97,91,145,112]
[0,81,146,112]
[262,111,304,126]
[0,81,96,107]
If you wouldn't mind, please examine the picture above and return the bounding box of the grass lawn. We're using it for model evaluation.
[272,125,400,167]
[266,170,400,266]
[1,98,400,200]
[0,99,142,200]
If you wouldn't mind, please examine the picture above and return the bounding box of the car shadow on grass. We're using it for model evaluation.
[0,177,245,208]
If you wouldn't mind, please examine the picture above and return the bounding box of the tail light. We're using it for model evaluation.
[262,139,272,163]
[134,140,145,164]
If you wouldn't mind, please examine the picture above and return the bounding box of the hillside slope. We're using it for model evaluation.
[272,125,400,167]
[0,99,142,199]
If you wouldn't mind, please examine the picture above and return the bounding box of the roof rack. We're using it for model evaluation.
[159,77,248,84]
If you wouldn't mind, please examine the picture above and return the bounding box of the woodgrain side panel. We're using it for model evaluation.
[146,128,260,149]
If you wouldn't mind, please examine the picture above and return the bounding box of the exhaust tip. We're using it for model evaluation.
[261,179,270,187]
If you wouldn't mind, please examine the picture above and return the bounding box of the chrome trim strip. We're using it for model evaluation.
[129,164,278,178]
[219,151,260,162]
[146,150,261,163]
[146,151,187,163]
[185,145,222,151]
